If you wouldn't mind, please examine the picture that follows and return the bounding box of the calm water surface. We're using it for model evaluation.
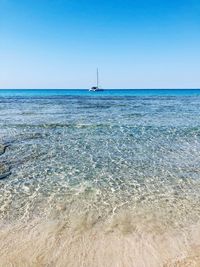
[1,89,200,266]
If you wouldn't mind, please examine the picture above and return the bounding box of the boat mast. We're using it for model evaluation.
[97,68,99,88]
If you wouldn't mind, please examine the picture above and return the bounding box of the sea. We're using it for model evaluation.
[1,89,200,266]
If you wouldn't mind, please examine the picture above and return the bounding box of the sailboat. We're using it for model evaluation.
[89,68,104,91]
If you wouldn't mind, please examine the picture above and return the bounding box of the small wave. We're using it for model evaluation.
[5,123,114,129]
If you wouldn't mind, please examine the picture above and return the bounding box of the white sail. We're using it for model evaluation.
[89,68,104,91]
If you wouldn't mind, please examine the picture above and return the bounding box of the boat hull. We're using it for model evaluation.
[89,89,104,92]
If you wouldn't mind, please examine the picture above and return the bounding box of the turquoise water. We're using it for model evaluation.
[0,88,200,97]
[1,89,200,221]
[1,89,200,265]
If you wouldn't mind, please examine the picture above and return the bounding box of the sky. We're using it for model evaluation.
[0,0,200,89]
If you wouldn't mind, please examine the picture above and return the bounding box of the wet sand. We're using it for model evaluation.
[1,215,200,267]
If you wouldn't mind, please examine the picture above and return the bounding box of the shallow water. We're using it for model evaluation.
[1,91,200,266]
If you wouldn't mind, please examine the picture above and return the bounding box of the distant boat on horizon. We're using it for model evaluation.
[89,68,104,92]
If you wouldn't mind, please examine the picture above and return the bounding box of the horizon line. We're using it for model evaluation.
[1,88,200,90]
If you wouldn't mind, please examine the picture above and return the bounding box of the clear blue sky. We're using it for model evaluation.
[0,0,200,89]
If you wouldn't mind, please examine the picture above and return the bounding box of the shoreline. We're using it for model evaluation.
[1,215,200,267]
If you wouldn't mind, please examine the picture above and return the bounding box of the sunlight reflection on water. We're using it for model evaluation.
[1,94,200,266]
